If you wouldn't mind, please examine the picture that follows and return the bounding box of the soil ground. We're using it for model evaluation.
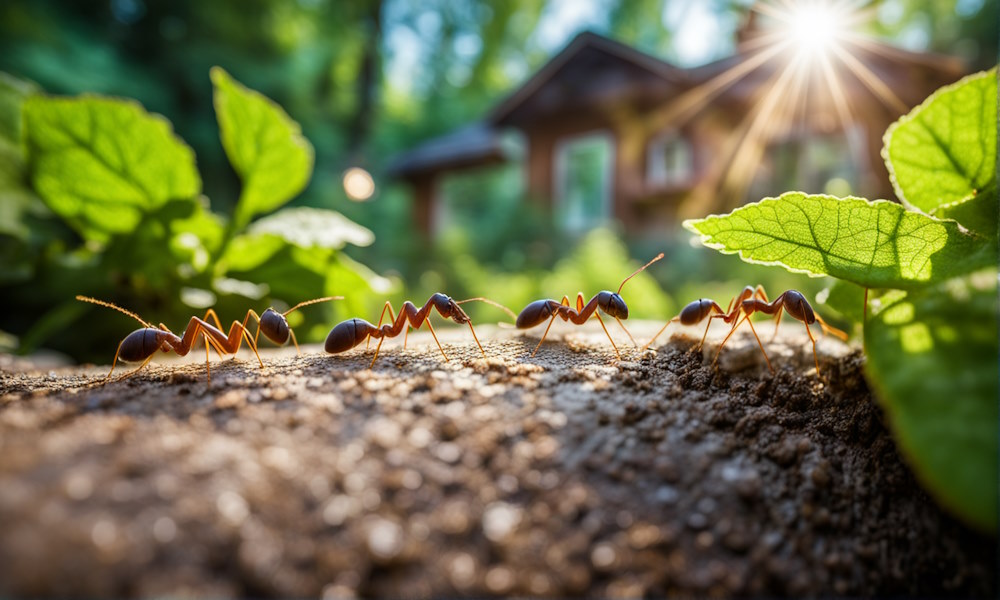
[0,320,995,597]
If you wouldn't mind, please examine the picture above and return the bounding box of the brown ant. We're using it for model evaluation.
[515,253,664,359]
[324,294,515,368]
[198,296,342,354]
[76,295,263,382]
[643,285,769,354]
[644,287,847,377]
[718,289,848,376]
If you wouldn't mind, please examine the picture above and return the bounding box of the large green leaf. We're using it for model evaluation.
[883,69,998,239]
[864,273,999,532]
[683,192,995,289]
[22,95,201,240]
[211,67,313,227]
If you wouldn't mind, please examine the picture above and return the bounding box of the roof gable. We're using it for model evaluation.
[490,31,690,127]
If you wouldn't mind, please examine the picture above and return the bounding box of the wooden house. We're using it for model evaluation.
[388,29,964,237]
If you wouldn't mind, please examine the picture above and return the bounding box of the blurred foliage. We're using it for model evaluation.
[1,69,382,362]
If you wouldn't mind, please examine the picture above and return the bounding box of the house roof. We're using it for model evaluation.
[387,29,966,181]
[489,31,690,126]
[385,122,513,179]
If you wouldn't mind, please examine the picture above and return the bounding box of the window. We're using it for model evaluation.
[647,132,693,187]
[554,131,614,232]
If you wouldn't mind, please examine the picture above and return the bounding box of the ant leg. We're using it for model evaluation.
[105,339,127,381]
[370,301,396,350]
[369,334,386,369]
[698,315,717,351]
[593,312,620,359]
[288,329,300,354]
[712,314,749,367]
[576,293,585,311]
[815,313,848,341]
[202,308,224,331]
[423,317,448,362]
[770,306,783,341]
[755,285,768,302]
[532,314,559,357]
[615,317,637,347]
[744,317,775,373]
[466,322,486,358]
[112,354,157,383]
[804,321,821,376]
[642,317,678,351]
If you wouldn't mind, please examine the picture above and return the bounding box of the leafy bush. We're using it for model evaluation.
[0,67,384,361]
[685,69,998,532]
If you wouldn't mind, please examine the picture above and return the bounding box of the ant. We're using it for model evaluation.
[324,294,515,368]
[719,289,848,377]
[76,295,263,382]
[643,285,769,354]
[644,287,847,377]
[515,253,664,359]
[199,296,342,354]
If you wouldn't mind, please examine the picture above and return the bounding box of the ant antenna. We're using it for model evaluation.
[282,296,343,316]
[456,297,517,320]
[617,253,664,294]
[76,295,151,328]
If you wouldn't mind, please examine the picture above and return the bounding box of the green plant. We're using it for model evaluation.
[685,69,998,532]
[0,67,384,361]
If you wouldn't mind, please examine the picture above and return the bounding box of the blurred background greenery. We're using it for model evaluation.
[0,0,995,362]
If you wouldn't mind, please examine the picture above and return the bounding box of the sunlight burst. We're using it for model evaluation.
[788,2,846,58]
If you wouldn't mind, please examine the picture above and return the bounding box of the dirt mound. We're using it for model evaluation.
[0,322,994,597]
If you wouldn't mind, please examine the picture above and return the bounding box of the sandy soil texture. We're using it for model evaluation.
[0,321,994,597]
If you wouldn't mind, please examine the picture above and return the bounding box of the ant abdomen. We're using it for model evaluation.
[781,290,816,324]
[516,299,556,329]
[259,308,290,345]
[679,299,718,326]
[325,318,375,354]
[118,328,166,362]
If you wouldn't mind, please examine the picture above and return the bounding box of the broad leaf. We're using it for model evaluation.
[23,95,201,241]
[220,232,287,272]
[864,273,999,532]
[248,206,374,249]
[683,192,995,289]
[883,69,997,237]
[211,67,313,227]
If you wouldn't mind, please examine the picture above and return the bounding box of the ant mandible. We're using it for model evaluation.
[516,253,664,359]
[715,289,848,377]
[324,294,515,368]
[76,295,264,382]
[643,285,769,354]
[200,296,343,353]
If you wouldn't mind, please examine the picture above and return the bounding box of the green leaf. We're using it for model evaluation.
[23,95,201,241]
[816,279,867,324]
[864,272,999,532]
[883,69,997,237]
[248,206,374,249]
[683,192,995,290]
[210,67,313,228]
[220,232,287,272]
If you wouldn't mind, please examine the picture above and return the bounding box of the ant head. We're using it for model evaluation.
[783,290,816,324]
[432,293,471,324]
[598,291,629,320]
[118,328,169,362]
[259,308,290,345]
